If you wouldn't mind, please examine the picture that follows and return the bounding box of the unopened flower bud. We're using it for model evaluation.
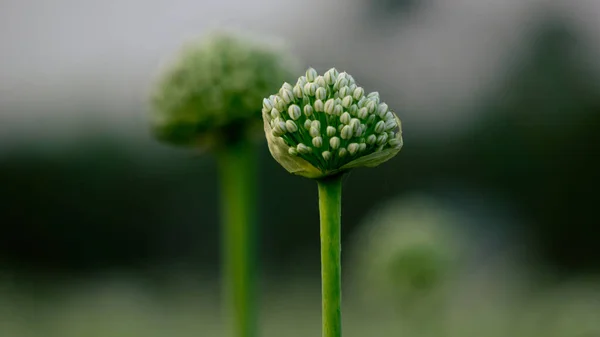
[306,67,317,82]
[324,99,335,114]
[304,105,313,117]
[341,125,353,140]
[326,126,337,137]
[314,99,324,112]
[304,82,317,96]
[286,120,298,133]
[367,114,376,125]
[366,100,376,114]
[388,138,402,147]
[263,98,274,111]
[288,105,301,120]
[315,87,327,101]
[324,68,339,85]
[349,104,358,116]
[340,112,351,125]
[338,147,348,157]
[293,84,303,98]
[348,143,359,155]
[274,96,286,111]
[377,103,388,118]
[330,136,341,149]
[281,88,294,104]
[350,118,361,131]
[358,107,368,119]
[375,120,386,134]
[366,134,377,145]
[271,108,281,119]
[315,76,326,88]
[310,126,320,138]
[333,104,343,116]
[312,136,323,148]
[304,119,312,130]
[359,143,367,152]
[385,119,397,131]
[297,143,311,154]
[311,120,321,130]
[322,151,332,160]
[339,86,350,98]
[376,133,388,145]
[288,147,298,156]
[342,95,353,108]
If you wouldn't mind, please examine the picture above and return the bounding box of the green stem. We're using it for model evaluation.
[317,174,343,337]
[217,141,258,337]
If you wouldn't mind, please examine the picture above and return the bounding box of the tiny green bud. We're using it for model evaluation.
[324,99,335,114]
[375,120,386,134]
[341,125,353,140]
[304,82,316,96]
[366,134,377,145]
[376,133,389,145]
[286,120,298,133]
[326,126,337,137]
[330,136,341,149]
[340,112,351,125]
[297,143,311,154]
[348,143,359,155]
[358,107,368,119]
[303,105,314,117]
[333,104,343,116]
[342,95,353,108]
[288,105,302,120]
[324,68,339,85]
[306,67,317,82]
[322,151,332,160]
[377,103,389,118]
[315,87,327,101]
[293,84,303,98]
[338,147,348,157]
[304,119,312,130]
[312,136,323,148]
[288,147,298,156]
[314,99,324,112]
[353,87,364,101]
[271,108,281,119]
[310,126,320,138]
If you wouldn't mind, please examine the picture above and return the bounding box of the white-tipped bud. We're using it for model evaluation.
[306,68,317,82]
[286,120,298,133]
[297,143,311,154]
[288,147,298,156]
[330,137,341,149]
[311,120,321,130]
[297,76,308,87]
[324,99,335,114]
[304,119,312,130]
[338,148,348,158]
[333,105,343,116]
[272,123,286,137]
[377,103,388,118]
[334,78,348,91]
[359,143,367,152]
[388,138,402,147]
[263,98,274,111]
[314,99,324,112]
[324,68,339,84]
[293,84,303,98]
[352,87,364,101]
[281,88,294,104]
[312,136,323,148]
[348,143,359,155]
[274,96,286,111]
[339,86,350,98]
[270,108,281,120]
[349,104,358,116]
[303,105,314,117]
[326,126,337,137]
[357,107,368,119]
[366,134,377,145]
[341,125,353,140]
[376,133,388,145]
[315,76,326,88]
[385,119,397,131]
[367,114,377,125]
[322,151,332,160]
[366,100,376,114]
[304,82,317,96]
[342,95,353,108]
[374,120,386,134]
[310,126,320,138]
[340,112,351,125]
[288,105,301,120]
[315,87,327,101]
[282,82,293,91]
[350,118,361,131]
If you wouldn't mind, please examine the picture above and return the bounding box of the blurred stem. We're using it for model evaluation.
[317,175,343,337]
[217,141,258,337]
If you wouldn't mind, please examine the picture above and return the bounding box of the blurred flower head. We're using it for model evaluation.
[348,195,466,309]
[150,31,297,150]
[262,67,403,179]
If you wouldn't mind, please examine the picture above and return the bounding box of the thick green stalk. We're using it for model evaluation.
[317,175,343,337]
[217,141,258,337]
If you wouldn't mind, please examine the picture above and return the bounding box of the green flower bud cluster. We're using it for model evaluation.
[150,31,296,149]
[262,67,403,178]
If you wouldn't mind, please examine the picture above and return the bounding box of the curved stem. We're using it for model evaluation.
[217,141,258,337]
[317,175,343,337]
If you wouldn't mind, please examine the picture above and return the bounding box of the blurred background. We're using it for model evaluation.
[1,0,600,336]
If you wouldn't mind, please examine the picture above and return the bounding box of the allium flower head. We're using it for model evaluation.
[263,67,403,178]
[150,31,297,150]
